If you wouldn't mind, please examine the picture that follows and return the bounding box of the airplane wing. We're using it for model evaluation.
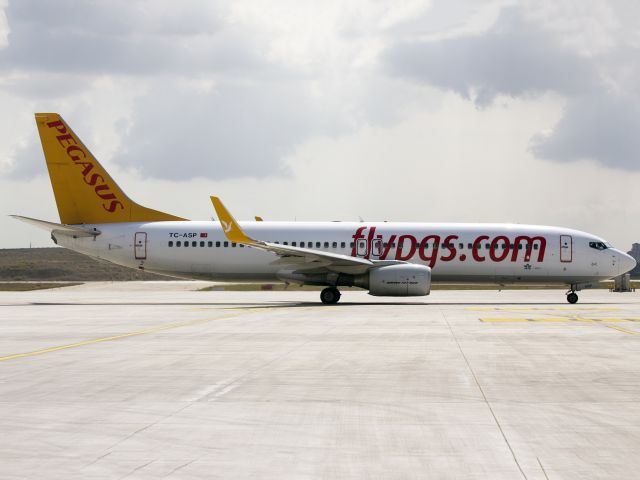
[11,215,101,237]
[210,197,384,274]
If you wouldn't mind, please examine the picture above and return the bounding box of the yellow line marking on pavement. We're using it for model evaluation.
[0,314,245,362]
[469,307,621,311]
[480,317,576,323]
[604,324,640,335]
[480,316,640,323]
[480,317,529,322]
[480,315,640,334]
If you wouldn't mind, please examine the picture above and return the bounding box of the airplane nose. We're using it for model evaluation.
[620,252,637,274]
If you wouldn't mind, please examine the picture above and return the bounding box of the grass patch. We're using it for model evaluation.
[0,282,83,291]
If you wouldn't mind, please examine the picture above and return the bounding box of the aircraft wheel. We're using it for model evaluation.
[320,287,341,304]
[567,292,578,304]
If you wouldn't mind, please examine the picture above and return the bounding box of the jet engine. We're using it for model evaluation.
[277,263,431,298]
[366,264,431,296]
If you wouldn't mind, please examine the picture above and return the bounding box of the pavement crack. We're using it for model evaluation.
[104,403,192,452]
[443,312,529,480]
[537,457,550,480]
[119,459,155,479]
[163,458,198,478]
[83,451,111,469]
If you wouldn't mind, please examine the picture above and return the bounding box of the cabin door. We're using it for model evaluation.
[560,235,572,262]
[134,232,147,260]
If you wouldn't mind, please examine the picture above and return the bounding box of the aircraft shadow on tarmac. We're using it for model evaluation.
[17,300,627,308]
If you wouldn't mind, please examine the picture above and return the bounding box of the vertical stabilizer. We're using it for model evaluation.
[35,113,186,224]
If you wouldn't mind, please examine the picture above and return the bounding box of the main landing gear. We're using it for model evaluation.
[566,290,579,304]
[320,287,341,304]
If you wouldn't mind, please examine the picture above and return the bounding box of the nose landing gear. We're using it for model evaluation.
[320,287,341,304]
[566,288,579,304]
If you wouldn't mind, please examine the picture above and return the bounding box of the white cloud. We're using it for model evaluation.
[384,6,599,106]
[0,0,8,49]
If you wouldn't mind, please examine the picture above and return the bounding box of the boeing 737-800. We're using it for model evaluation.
[13,113,637,304]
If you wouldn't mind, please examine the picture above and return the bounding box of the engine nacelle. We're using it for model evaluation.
[368,264,431,296]
[277,263,432,297]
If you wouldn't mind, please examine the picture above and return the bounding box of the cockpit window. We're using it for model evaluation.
[589,241,608,251]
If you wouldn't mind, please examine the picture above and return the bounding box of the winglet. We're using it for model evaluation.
[210,197,257,245]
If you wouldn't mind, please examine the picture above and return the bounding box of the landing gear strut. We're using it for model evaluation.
[566,291,579,304]
[320,287,341,304]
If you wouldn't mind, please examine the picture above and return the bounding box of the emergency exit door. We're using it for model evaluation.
[134,232,147,259]
[560,235,572,262]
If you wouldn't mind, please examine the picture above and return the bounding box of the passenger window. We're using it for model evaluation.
[485,243,490,249]
[350,242,354,248]
[468,243,472,249]
[184,242,189,248]
[341,242,346,249]
[518,244,523,250]
[459,243,464,249]
[316,242,321,248]
[324,242,329,248]
[534,244,538,250]
[224,241,228,247]
[300,242,305,248]
[332,242,337,248]
[240,244,244,248]
[232,243,236,247]
[383,242,388,248]
[292,242,297,247]
[168,241,173,247]
[216,241,221,247]
[176,241,181,247]
[284,242,288,245]
[208,241,212,247]
[191,241,196,247]
[200,241,205,247]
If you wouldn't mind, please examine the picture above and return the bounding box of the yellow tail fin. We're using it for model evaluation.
[35,113,186,224]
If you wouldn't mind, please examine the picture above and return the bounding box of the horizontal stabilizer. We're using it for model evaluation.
[11,215,101,237]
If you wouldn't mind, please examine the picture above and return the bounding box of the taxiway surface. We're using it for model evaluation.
[1,282,639,479]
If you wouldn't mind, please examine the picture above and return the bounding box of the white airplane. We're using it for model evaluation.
[13,113,637,304]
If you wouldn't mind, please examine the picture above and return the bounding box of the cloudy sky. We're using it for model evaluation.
[1,0,639,249]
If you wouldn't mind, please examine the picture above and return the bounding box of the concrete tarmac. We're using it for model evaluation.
[1,282,640,479]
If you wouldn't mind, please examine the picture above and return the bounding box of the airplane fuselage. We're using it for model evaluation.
[55,221,631,286]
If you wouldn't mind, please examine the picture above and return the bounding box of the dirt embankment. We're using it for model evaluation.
[0,248,176,281]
